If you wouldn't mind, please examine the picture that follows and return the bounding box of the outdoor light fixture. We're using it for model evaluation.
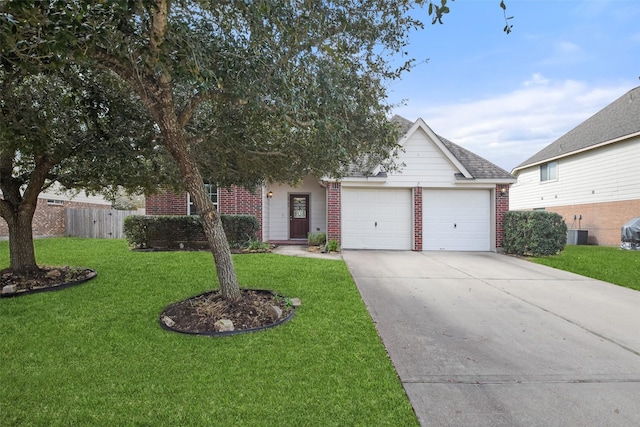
[267,191,273,198]
[500,187,508,195]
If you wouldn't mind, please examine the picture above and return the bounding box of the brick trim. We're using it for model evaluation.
[327,182,341,245]
[495,184,510,249]
[413,187,423,251]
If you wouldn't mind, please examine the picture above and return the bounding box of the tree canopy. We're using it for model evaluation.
[0,63,171,273]
[0,0,511,297]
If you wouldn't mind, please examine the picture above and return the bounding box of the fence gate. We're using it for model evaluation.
[65,208,138,239]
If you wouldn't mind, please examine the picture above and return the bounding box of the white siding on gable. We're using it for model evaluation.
[384,128,460,187]
[511,137,640,210]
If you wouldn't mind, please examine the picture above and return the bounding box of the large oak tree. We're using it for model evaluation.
[0,0,510,299]
[0,65,168,274]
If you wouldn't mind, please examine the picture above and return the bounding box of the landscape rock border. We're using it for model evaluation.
[158,289,296,337]
[1,268,98,298]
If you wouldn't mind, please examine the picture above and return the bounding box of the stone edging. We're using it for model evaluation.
[158,289,296,337]
[1,269,98,298]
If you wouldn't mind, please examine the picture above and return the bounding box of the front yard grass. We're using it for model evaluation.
[531,245,640,291]
[0,238,418,426]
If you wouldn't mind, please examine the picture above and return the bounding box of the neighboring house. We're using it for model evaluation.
[147,116,515,251]
[510,86,640,246]
[0,186,113,238]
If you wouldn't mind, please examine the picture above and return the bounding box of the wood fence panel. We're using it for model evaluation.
[65,208,139,239]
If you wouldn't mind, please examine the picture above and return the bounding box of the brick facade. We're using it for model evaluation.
[495,184,510,249]
[0,198,111,238]
[144,183,511,251]
[413,187,423,251]
[326,182,341,244]
[218,186,263,239]
[543,199,640,246]
[146,185,263,240]
[146,190,188,215]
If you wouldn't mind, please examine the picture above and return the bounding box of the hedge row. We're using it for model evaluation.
[502,211,567,256]
[123,215,259,249]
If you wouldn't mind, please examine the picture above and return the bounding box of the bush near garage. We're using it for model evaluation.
[503,211,567,256]
[124,215,259,249]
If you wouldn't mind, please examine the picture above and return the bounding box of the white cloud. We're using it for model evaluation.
[393,78,633,172]
[523,73,549,87]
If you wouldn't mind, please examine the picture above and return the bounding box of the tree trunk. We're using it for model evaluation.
[159,117,242,302]
[0,152,48,276]
[3,207,39,275]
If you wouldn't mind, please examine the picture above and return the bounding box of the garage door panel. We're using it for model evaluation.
[423,190,490,251]
[342,189,411,250]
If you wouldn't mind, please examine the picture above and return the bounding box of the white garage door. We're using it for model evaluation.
[342,188,412,250]
[423,189,491,251]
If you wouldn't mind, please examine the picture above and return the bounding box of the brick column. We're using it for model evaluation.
[495,184,510,249]
[413,187,423,251]
[327,182,341,245]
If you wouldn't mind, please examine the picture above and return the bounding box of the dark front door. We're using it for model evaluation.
[289,194,310,239]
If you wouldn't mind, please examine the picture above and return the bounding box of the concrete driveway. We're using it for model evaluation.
[342,250,640,427]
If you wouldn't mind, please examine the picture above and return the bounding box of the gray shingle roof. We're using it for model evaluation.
[514,86,640,170]
[437,136,514,180]
[391,114,414,134]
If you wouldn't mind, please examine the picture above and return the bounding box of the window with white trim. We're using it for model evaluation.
[189,184,218,215]
[540,161,557,182]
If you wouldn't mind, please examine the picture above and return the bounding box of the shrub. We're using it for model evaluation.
[327,239,340,253]
[247,240,270,251]
[307,232,327,246]
[503,211,567,256]
[123,215,259,249]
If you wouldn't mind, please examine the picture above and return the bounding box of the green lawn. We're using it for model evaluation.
[531,245,640,291]
[0,238,418,427]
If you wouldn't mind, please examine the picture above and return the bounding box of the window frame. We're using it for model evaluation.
[188,183,218,215]
[540,161,558,182]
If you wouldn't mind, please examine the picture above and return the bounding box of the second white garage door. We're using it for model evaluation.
[423,189,491,251]
[342,188,412,250]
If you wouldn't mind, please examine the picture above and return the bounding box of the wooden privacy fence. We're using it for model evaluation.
[65,208,139,239]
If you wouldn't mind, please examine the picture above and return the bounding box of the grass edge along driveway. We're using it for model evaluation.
[0,238,418,427]
[531,245,640,291]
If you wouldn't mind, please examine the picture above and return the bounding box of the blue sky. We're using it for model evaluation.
[389,0,640,172]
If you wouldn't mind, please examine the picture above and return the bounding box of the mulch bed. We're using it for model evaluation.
[0,266,97,297]
[160,289,295,336]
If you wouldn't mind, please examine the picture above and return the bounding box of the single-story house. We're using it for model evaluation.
[509,86,640,246]
[147,116,515,251]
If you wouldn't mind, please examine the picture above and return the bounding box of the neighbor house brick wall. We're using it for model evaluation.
[145,190,188,215]
[0,199,110,238]
[495,184,510,249]
[543,199,640,246]
[326,182,341,245]
[218,186,263,239]
[413,187,422,251]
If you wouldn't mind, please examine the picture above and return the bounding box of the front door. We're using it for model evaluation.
[289,194,310,239]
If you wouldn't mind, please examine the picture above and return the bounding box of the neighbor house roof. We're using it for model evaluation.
[513,86,640,172]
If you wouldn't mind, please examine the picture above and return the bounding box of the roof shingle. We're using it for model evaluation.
[514,86,640,170]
